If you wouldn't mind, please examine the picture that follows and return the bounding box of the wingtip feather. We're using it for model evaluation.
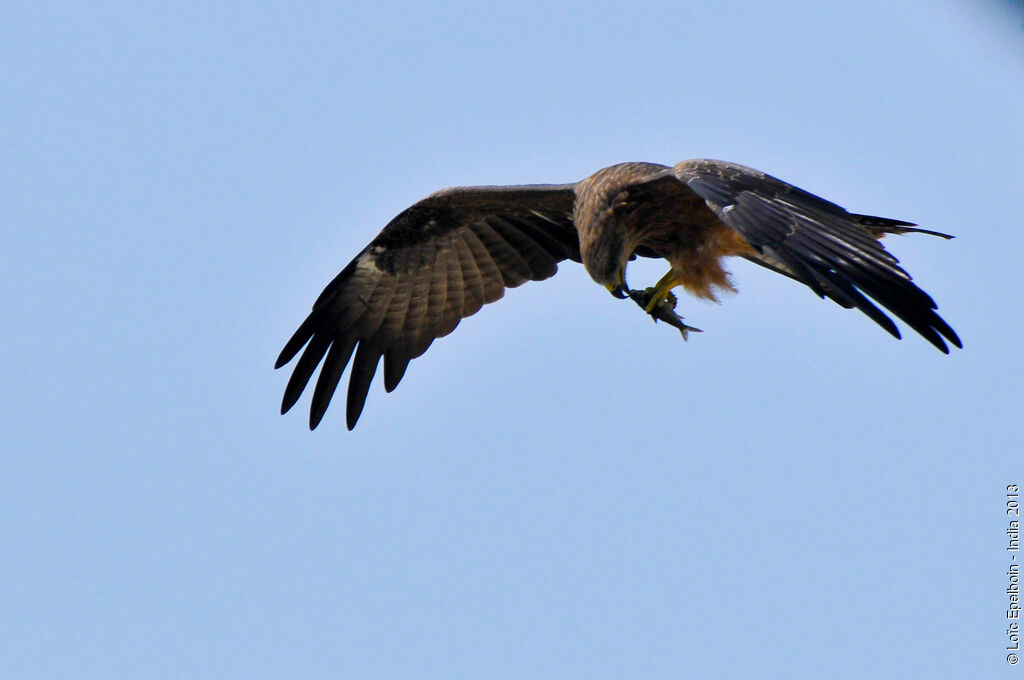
[345,343,382,431]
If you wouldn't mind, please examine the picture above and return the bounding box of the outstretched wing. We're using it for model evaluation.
[673,159,961,353]
[276,184,579,430]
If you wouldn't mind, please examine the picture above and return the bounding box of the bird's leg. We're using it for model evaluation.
[643,270,681,313]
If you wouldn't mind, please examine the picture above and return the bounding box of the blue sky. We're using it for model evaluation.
[3,1,1022,677]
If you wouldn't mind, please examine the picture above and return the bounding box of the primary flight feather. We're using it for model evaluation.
[277,159,961,429]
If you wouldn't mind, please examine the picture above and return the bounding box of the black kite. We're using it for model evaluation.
[277,160,961,429]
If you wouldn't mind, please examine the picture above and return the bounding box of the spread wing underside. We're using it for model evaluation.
[276,184,579,429]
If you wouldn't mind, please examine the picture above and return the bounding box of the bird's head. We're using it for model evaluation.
[575,172,634,298]
[578,224,630,297]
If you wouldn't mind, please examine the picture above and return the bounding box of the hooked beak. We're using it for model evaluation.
[607,283,629,299]
[605,270,629,299]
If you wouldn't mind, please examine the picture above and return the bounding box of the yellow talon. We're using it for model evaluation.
[644,271,680,313]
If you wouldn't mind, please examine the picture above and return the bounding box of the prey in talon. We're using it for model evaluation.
[628,287,703,340]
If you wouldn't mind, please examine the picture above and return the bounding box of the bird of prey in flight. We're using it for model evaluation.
[277,159,961,430]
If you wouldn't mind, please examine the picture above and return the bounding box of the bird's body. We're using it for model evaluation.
[575,161,756,301]
[277,159,961,429]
